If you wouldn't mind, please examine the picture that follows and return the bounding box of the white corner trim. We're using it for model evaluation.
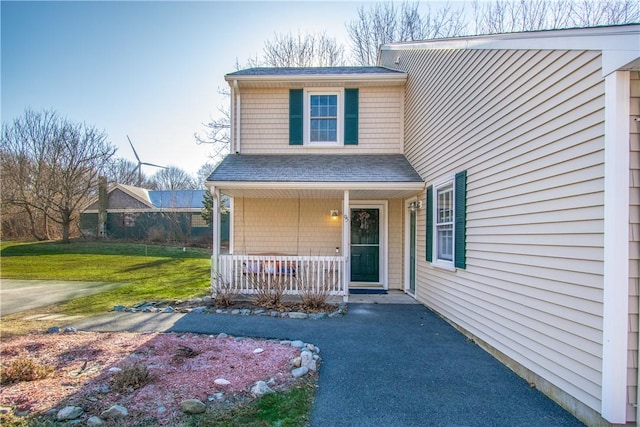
[601,70,630,423]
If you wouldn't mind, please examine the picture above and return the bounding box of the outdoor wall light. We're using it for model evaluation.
[408,201,423,212]
[331,210,340,218]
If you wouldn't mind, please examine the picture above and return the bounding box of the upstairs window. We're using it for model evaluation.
[308,92,340,144]
[289,88,358,146]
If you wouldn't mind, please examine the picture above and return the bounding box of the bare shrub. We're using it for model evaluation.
[110,363,152,393]
[212,273,238,307]
[0,356,54,384]
[172,345,199,363]
[250,272,291,309]
[298,261,338,311]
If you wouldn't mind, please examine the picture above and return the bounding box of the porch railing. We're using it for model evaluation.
[214,254,347,297]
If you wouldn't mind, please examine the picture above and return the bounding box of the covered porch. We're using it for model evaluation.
[206,154,424,302]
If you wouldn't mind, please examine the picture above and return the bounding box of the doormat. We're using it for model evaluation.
[349,289,388,295]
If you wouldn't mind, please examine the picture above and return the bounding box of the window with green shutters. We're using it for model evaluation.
[426,170,467,269]
[289,88,358,146]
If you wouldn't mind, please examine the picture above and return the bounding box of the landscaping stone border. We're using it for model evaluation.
[113,297,348,319]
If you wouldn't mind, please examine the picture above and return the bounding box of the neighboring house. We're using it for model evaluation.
[206,25,639,426]
[80,183,229,244]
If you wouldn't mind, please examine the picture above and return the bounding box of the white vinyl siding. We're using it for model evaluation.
[381,48,606,413]
[239,87,403,154]
[628,70,640,421]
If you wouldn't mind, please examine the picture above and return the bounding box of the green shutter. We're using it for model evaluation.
[425,185,433,262]
[344,88,359,145]
[454,170,467,269]
[289,89,303,145]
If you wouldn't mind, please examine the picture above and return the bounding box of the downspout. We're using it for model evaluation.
[234,80,241,153]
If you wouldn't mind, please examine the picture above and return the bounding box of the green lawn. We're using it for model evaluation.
[0,240,212,315]
[1,240,315,426]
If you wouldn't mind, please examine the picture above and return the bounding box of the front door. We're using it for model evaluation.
[350,208,380,283]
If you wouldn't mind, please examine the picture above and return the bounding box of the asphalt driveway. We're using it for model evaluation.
[0,279,125,316]
[71,304,584,426]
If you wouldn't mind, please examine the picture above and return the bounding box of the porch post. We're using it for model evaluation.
[210,186,220,296]
[342,190,350,303]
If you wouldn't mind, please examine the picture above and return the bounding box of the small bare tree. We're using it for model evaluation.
[1,109,116,242]
[471,0,639,34]
[263,30,346,67]
[148,166,197,191]
[347,2,468,66]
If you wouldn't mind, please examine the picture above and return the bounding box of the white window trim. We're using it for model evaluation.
[304,88,343,146]
[431,174,456,270]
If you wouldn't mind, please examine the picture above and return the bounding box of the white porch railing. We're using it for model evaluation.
[214,254,347,298]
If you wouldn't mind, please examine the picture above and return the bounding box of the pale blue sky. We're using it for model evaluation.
[1,1,363,177]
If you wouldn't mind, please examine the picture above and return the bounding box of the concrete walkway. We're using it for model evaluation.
[0,279,125,316]
[71,301,584,427]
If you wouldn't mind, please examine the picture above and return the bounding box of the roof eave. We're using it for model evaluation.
[224,73,407,84]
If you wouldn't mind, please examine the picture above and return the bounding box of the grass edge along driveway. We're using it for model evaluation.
[0,240,212,316]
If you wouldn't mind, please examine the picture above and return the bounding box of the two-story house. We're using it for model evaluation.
[207,67,424,297]
[206,25,640,426]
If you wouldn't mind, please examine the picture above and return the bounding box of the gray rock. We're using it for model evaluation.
[290,340,305,348]
[309,313,328,320]
[214,378,231,386]
[280,340,292,345]
[57,406,83,420]
[253,309,265,315]
[215,309,224,314]
[291,356,302,368]
[306,344,315,352]
[92,383,111,394]
[288,312,308,319]
[192,306,207,313]
[208,392,225,401]
[86,416,106,426]
[251,380,273,396]
[0,406,12,414]
[231,309,240,315]
[161,306,175,313]
[157,406,166,415]
[100,404,128,419]
[63,327,77,333]
[181,399,206,414]
[301,350,317,371]
[291,366,309,378]
[216,332,228,339]
[47,327,61,334]
[240,309,251,315]
[113,305,126,312]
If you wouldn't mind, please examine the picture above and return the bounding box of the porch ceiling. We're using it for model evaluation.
[206,154,425,199]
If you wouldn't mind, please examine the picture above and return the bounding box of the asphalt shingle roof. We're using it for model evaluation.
[226,67,405,77]
[207,154,423,183]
